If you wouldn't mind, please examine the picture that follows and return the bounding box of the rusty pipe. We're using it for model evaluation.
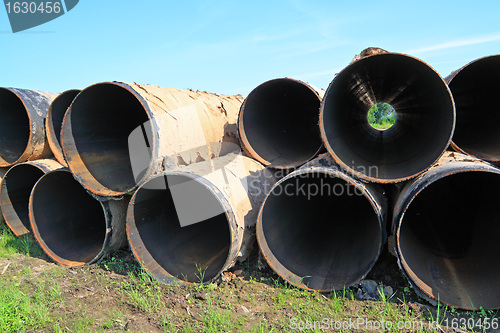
[238,78,324,169]
[446,55,500,163]
[1,159,63,236]
[46,89,81,166]
[320,53,455,183]
[394,152,500,310]
[61,82,244,197]
[127,153,275,284]
[0,88,57,167]
[29,169,129,266]
[257,154,386,292]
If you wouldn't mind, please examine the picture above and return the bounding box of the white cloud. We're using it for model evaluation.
[405,33,500,55]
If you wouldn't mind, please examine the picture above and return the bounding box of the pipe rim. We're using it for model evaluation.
[319,52,455,183]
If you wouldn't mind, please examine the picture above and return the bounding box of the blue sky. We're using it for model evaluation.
[1,0,499,96]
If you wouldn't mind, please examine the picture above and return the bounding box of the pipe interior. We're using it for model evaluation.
[0,88,30,164]
[66,84,149,192]
[132,175,230,283]
[322,54,454,180]
[398,171,500,309]
[241,79,322,167]
[1,164,44,234]
[448,56,500,162]
[49,90,80,147]
[31,171,106,264]
[260,172,381,290]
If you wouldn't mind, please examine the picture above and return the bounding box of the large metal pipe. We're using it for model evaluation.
[61,82,244,197]
[46,89,81,166]
[127,153,275,284]
[1,159,63,236]
[394,152,500,309]
[29,169,129,266]
[0,88,57,167]
[257,154,386,292]
[446,55,500,164]
[320,53,455,183]
[238,78,324,169]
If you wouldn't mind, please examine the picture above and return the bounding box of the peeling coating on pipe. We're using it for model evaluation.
[394,152,500,309]
[320,53,455,183]
[0,88,57,167]
[238,78,324,169]
[29,169,129,267]
[257,153,387,292]
[1,159,63,236]
[446,55,500,164]
[127,153,276,284]
[46,89,81,166]
[62,82,244,197]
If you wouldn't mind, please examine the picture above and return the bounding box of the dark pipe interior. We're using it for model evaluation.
[322,54,454,181]
[448,56,500,162]
[241,79,322,167]
[49,90,80,146]
[398,171,500,309]
[132,175,230,283]
[0,88,30,164]
[67,84,149,192]
[260,172,381,290]
[31,171,106,264]
[1,164,44,234]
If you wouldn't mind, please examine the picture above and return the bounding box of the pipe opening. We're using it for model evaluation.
[367,102,396,131]
[1,164,44,235]
[64,83,149,193]
[259,172,382,291]
[131,175,230,283]
[0,88,30,164]
[240,79,322,168]
[448,56,500,162]
[30,171,106,265]
[398,171,500,309]
[321,54,455,181]
[48,90,80,150]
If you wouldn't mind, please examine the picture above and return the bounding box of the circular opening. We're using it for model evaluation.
[63,83,149,193]
[367,102,396,130]
[240,79,322,168]
[321,54,455,181]
[131,174,231,283]
[30,171,106,265]
[398,171,500,309]
[0,88,30,165]
[448,56,500,162]
[259,172,382,291]
[48,90,80,149]
[1,164,44,236]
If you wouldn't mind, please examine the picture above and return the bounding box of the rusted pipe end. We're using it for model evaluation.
[127,173,235,284]
[257,168,385,292]
[61,82,150,197]
[446,55,500,163]
[0,160,62,236]
[46,89,81,166]
[29,170,126,266]
[238,78,323,169]
[320,53,455,183]
[394,158,500,309]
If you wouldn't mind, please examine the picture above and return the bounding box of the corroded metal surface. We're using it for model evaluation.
[46,89,81,166]
[61,82,244,197]
[238,78,324,169]
[127,153,276,284]
[320,52,455,183]
[29,169,129,267]
[0,159,63,236]
[445,55,500,164]
[394,151,500,309]
[257,153,387,292]
[0,88,57,167]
